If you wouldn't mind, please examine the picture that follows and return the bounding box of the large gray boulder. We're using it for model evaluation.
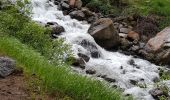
[88,18,120,49]
[143,27,170,65]
[0,57,16,77]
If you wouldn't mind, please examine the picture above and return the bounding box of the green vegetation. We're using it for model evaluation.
[0,36,127,100]
[0,1,72,65]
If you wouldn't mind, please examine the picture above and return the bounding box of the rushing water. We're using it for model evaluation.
[21,0,169,99]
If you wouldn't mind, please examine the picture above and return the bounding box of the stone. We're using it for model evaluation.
[119,33,127,38]
[75,0,82,9]
[149,88,168,99]
[69,10,85,21]
[60,0,70,10]
[0,57,16,77]
[69,0,82,9]
[130,79,138,85]
[127,31,140,41]
[86,69,96,74]
[119,28,131,34]
[46,22,65,36]
[78,53,90,62]
[81,7,94,17]
[104,77,116,83]
[144,27,170,65]
[72,57,85,67]
[80,39,101,58]
[68,0,75,7]
[88,18,120,49]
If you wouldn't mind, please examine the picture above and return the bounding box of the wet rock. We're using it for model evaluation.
[78,53,90,62]
[130,79,138,85]
[69,10,85,21]
[149,88,168,99]
[88,18,120,49]
[71,57,85,67]
[80,39,101,58]
[127,31,140,41]
[86,69,96,75]
[104,77,116,83]
[46,22,65,37]
[0,57,16,77]
[144,27,170,65]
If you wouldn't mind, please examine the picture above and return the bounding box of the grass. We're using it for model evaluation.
[0,36,129,100]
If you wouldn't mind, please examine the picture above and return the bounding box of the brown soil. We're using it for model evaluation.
[0,71,29,100]
[0,70,70,100]
[0,53,72,100]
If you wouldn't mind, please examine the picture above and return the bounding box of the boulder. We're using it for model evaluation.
[69,10,85,21]
[46,22,65,37]
[0,57,16,77]
[144,27,170,65]
[88,18,120,49]
[80,39,101,58]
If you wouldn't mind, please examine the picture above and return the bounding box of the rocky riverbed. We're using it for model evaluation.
[11,0,170,99]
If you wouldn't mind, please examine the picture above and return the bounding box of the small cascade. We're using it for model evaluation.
[22,0,170,99]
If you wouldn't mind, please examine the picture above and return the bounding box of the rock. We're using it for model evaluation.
[81,8,94,17]
[104,77,116,83]
[86,69,96,74]
[144,27,170,65]
[69,0,82,9]
[149,88,168,99]
[72,57,85,67]
[130,45,140,52]
[60,0,70,10]
[69,10,85,21]
[75,0,82,9]
[127,31,140,41]
[130,79,138,85]
[46,22,65,36]
[80,39,101,58]
[119,28,131,34]
[0,57,16,77]
[120,38,132,50]
[88,18,120,49]
[78,53,90,62]
[68,0,75,7]
[119,33,127,38]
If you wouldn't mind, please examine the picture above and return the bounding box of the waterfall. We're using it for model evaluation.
[23,0,169,99]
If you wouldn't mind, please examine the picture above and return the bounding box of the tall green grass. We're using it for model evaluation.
[0,36,129,100]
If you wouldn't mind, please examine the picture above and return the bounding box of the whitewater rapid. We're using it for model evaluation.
[28,0,169,99]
